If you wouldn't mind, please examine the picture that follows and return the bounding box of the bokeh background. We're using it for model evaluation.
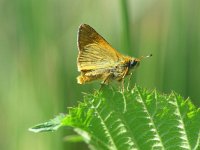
[0,0,200,150]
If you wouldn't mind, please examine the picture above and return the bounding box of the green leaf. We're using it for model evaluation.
[29,114,65,133]
[29,86,200,150]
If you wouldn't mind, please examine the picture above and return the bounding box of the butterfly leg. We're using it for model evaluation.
[120,79,125,92]
[99,73,112,90]
[127,72,133,91]
[120,67,129,92]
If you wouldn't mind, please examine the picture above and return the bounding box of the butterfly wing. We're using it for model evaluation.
[77,24,124,72]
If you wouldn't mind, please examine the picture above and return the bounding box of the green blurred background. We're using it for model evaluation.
[0,0,200,150]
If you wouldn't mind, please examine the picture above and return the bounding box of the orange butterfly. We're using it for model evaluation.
[77,24,151,87]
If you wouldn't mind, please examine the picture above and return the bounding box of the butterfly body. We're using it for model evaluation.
[77,24,141,85]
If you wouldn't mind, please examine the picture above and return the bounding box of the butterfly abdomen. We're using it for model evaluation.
[77,73,102,84]
[77,75,90,84]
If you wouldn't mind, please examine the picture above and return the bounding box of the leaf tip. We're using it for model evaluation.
[29,113,66,133]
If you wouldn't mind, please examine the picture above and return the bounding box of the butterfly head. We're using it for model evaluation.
[129,58,140,68]
[128,54,152,69]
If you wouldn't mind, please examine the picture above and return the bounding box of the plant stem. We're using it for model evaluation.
[120,0,131,53]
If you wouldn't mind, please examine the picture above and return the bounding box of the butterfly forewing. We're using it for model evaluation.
[77,24,124,71]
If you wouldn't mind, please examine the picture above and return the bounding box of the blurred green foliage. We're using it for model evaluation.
[0,0,199,150]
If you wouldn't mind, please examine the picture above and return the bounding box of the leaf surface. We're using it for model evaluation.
[29,86,200,150]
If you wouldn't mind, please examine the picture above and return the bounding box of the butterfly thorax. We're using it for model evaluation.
[111,57,140,81]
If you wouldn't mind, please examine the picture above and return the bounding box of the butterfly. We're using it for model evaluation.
[76,24,151,87]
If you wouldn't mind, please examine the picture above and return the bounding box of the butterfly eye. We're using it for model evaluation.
[129,60,138,67]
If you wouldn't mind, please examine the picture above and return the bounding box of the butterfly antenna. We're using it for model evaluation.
[139,54,152,60]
